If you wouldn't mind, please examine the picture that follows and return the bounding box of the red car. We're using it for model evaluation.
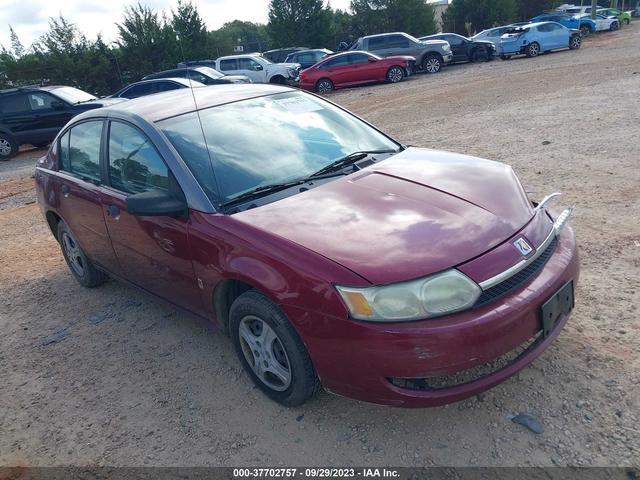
[299,51,415,93]
[35,85,578,407]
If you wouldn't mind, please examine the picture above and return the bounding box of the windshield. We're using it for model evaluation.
[51,86,97,104]
[159,91,399,204]
[196,66,224,79]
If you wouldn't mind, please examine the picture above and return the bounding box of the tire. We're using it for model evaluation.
[31,142,50,149]
[624,18,630,25]
[315,78,334,93]
[230,290,320,406]
[569,35,582,50]
[610,22,619,31]
[470,49,487,62]
[57,220,107,288]
[0,133,18,161]
[525,42,540,57]
[422,54,442,74]
[386,66,405,83]
[580,25,591,36]
[269,75,286,85]
[500,55,512,61]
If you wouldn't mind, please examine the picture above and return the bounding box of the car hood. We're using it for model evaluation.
[473,40,496,48]
[86,97,128,106]
[233,148,535,285]
[221,74,251,83]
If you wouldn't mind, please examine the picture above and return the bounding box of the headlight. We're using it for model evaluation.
[336,269,481,322]
[287,67,298,78]
[443,44,451,52]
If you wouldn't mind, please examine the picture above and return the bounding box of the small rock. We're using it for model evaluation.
[542,140,551,145]
[510,413,544,434]
[296,414,304,422]
[576,400,587,409]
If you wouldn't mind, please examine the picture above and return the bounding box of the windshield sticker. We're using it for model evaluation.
[274,96,324,114]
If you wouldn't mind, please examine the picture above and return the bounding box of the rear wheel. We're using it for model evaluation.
[269,75,286,84]
[580,25,591,36]
[230,290,320,406]
[0,133,18,160]
[422,54,442,73]
[386,66,405,83]
[315,78,334,93]
[57,220,107,288]
[500,54,512,61]
[569,35,582,50]
[610,21,619,31]
[470,49,487,62]
[525,42,540,57]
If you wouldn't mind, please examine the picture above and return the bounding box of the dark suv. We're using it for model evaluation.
[142,66,250,85]
[0,85,125,160]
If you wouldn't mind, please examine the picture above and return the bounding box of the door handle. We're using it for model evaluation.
[61,184,70,197]
[107,205,121,220]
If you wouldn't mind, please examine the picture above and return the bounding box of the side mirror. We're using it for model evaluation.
[254,64,264,71]
[126,190,187,218]
[51,100,65,110]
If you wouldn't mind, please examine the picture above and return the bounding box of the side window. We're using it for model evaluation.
[27,92,58,111]
[323,56,349,68]
[368,36,387,50]
[122,83,155,99]
[156,81,181,93]
[348,53,369,65]
[239,58,261,70]
[446,35,465,46]
[387,35,410,48]
[0,93,29,114]
[63,121,103,182]
[219,59,237,71]
[108,122,169,194]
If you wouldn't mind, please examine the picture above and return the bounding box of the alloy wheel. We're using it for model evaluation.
[424,58,441,73]
[62,232,85,277]
[571,36,582,49]
[238,315,292,392]
[388,67,404,83]
[317,80,333,93]
[0,139,12,157]
[528,43,539,57]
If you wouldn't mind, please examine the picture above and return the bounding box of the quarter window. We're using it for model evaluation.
[61,121,103,182]
[108,122,169,194]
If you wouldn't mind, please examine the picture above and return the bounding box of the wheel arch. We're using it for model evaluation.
[46,210,63,241]
[212,277,268,335]
[420,50,443,65]
[269,74,286,84]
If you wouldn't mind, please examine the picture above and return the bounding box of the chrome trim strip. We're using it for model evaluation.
[534,192,562,211]
[479,207,573,291]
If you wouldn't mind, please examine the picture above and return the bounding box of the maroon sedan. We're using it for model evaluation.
[299,51,415,93]
[35,85,578,407]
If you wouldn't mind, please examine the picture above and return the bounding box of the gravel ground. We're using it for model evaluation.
[1,25,639,467]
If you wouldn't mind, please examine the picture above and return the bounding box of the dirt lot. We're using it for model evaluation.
[1,25,639,467]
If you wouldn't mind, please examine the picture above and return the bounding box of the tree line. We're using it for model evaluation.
[1,0,566,96]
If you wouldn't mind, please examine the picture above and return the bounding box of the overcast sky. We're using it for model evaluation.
[0,0,352,51]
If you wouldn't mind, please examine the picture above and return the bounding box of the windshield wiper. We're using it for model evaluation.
[306,149,398,179]
[221,179,306,207]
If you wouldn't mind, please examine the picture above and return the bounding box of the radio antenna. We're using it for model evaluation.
[176,28,223,208]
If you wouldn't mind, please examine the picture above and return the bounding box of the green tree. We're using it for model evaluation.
[350,0,437,37]
[171,0,209,61]
[116,4,178,81]
[9,26,24,58]
[516,0,562,20]
[211,20,270,56]
[267,0,334,48]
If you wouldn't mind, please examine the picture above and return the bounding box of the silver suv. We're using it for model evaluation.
[348,32,453,73]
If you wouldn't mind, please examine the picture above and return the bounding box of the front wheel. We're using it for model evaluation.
[422,54,442,73]
[525,42,540,57]
[230,291,320,406]
[386,66,405,83]
[57,220,107,288]
[0,133,18,160]
[569,35,582,50]
[315,78,334,93]
[580,25,591,36]
[610,21,619,31]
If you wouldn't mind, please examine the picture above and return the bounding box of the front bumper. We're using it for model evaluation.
[284,224,579,407]
[443,53,453,64]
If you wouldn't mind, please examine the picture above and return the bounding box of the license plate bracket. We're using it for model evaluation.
[540,280,574,338]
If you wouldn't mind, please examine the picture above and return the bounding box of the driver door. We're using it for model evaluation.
[97,120,204,314]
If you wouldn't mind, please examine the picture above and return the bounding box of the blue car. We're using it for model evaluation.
[530,12,597,35]
[497,22,582,59]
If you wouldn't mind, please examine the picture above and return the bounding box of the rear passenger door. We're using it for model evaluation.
[365,36,388,56]
[318,55,351,87]
[55,120,122,275]
[383,34,411,56]
[97,120,203,313]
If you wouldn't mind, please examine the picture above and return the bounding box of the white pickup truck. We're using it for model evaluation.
[214,54,302,85]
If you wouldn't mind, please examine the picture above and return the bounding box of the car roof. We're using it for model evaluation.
[217,54,261,60]
[99,84,293,123]
[0,85,74,94]
[126,78,198,87]
[361,32,409,39]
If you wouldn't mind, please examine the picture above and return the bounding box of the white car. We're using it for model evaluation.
[578,13,620,31]
[214,54,301,85]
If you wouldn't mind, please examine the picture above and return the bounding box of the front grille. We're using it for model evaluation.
[388,331,543,391]
[474,236,558,308]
